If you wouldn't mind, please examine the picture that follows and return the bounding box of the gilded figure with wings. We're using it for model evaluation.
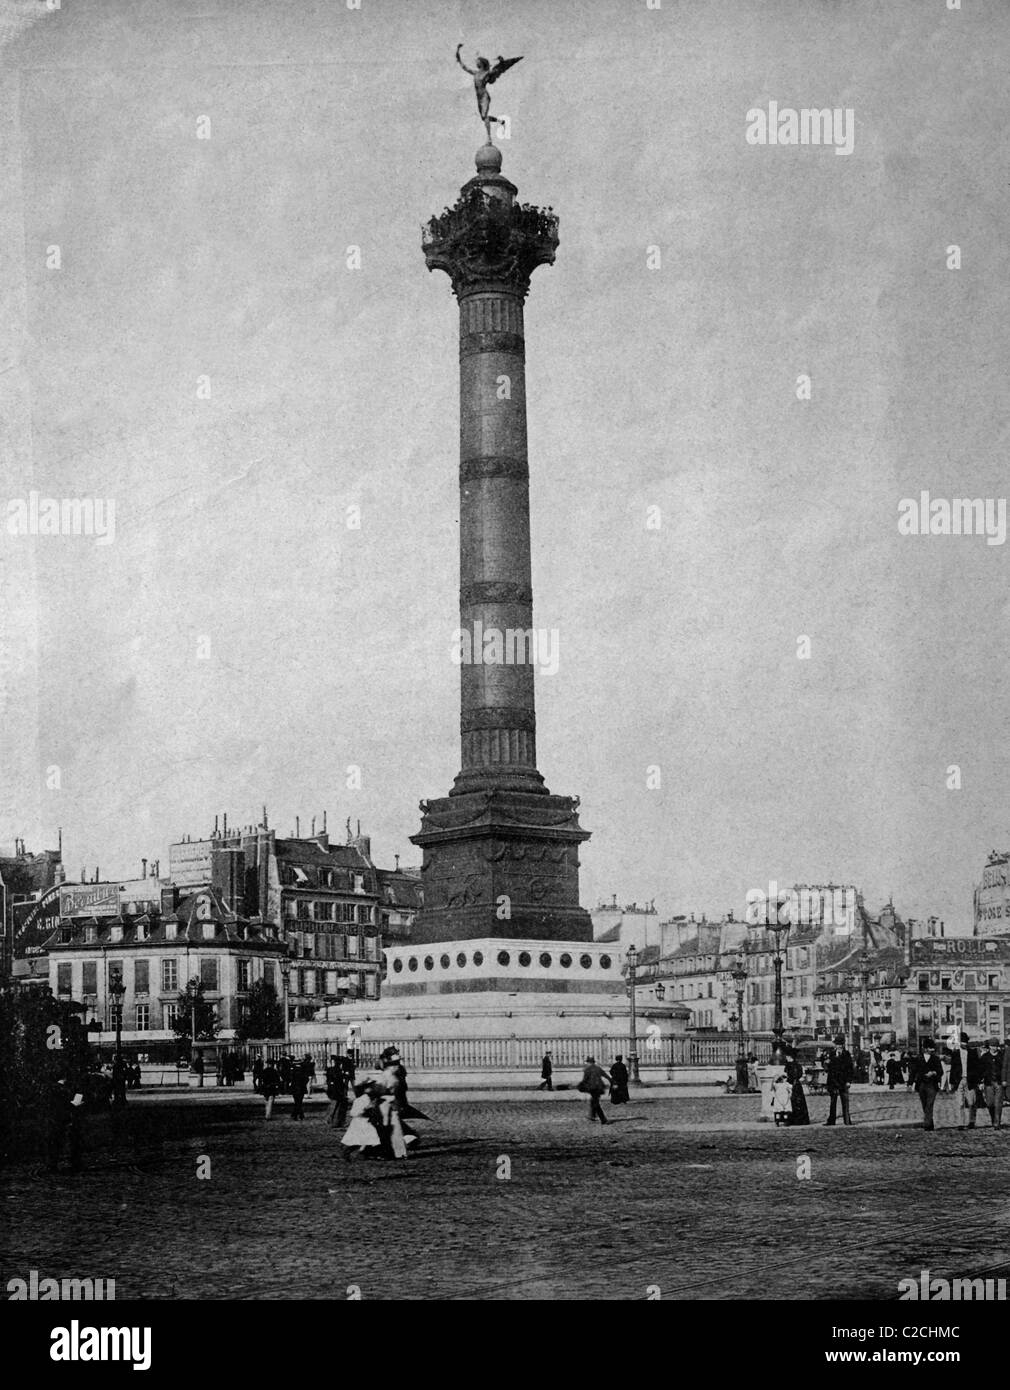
[455,44,523,142]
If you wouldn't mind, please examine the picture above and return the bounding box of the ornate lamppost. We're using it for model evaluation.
[731,956,750,1092]
[769,896,792,1059]
[858,949,871,1066]
[626,944,640,1083]
[280,958,292,1045]
[110,977,126,1058]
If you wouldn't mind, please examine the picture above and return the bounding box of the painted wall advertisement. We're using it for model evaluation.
[59,883,120,918]
[975,857,1010,936]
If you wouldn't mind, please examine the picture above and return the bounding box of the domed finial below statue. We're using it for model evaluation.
[475,142,503,175]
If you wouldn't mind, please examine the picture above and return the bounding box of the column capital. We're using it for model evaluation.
[423,178,559,300]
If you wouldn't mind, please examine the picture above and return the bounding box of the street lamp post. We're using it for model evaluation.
[858,949,871,1066]
[187,976,205,1087]
[109,977,127,1109]
[626,944,640,1084]
[731,957,749,1092]
[768,898,792,1059]
[110,978,125,1057]
[280,958,292,1045]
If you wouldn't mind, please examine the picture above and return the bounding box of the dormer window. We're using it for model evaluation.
[202,922,215,940]
[110,924,123,943]
[165,921,177,940]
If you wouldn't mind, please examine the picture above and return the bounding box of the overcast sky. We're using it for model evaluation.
[0,0,1007,930]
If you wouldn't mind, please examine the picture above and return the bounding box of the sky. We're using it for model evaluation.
[0,0,1007,930]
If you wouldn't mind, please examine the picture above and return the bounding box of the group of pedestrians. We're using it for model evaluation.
[769,1033,1010,1131]
[340,1046,427,1160]
[915,1035,1009,1131]
[255,1054,317,1120]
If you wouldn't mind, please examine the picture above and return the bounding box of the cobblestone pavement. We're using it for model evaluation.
[4,1087,1009,1301]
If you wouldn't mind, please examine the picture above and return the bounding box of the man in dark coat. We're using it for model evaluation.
[824,1039,854,1126]
[949,1033,983,1130]
[979,1039,1005,1130]
[110,1054,128,1110]
[289,1058,308,1120]
[609,1055,630,1105]
[325,1054,350,1127]
[916,1040,944,1130]
[538,1052,553,1091]
[580,1056,611,1124]
[260,1060,280,1120]
[45,1071,83,1173]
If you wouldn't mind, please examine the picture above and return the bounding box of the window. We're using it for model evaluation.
[338,903,356,924]
[440,954,450,969]
[134,960,149,995]
[354,875,365,894]
[161,959,178,992]
[457,952,468,968]
[941,975,952,991]
[365,975,378,999]
[393,958,404,973]
[284,900,298,919]
[165,1004,180,1030]
[559,953,572,968]
[707,982,713,998]
[325,970,338,994]
[408,957,418,972]
[348,934,360,958]
[423,955,434,971]
[599,955,611,969]
[200,957,219,990]
[314,901,333,922]
[579,954,592,969]
[109,962,124,990]
[473,951,483,966]
[85,925,98,944]
[263,961,276,989]
[82,961,97,995]
[303,970,316,995]
[989,973,1001,990]
[498,951,511,967]
[296,900,310,921]
[365,936,379,961]
[539,952,552,967]
[237,959,251,991]
[518,951,531,967]
[357,904,371,925]
[57,962,72,996]
[135,1004,150,1032]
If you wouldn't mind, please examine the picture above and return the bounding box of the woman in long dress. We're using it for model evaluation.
[783,1047,810,1126]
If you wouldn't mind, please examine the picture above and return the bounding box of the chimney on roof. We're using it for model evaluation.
[311,816,316,836]
[395,854,400,870]
[223,812,228,836]
[296,816,300,837]
[262,804,268,829]
[611,893,617,908]
[214,815,219,836]
[58,826,62,854]
[141,858,147,877]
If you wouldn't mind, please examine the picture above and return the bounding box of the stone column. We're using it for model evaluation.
[413,145,591,944]
[423,143,558,796]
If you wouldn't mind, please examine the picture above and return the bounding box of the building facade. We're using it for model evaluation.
[45,879,288,1046]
